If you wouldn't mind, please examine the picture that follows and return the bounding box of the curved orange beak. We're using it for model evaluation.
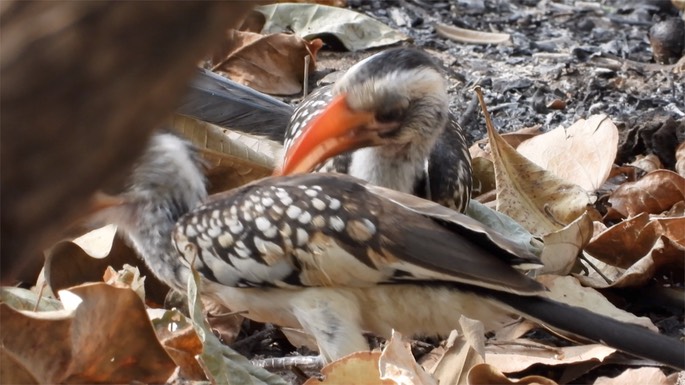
[277,94,379,176]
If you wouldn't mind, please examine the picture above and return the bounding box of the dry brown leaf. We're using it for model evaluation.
[579,236,685,289]
[211,29,323,95]
[468,363,558,385]
[485,340,616,373]
[0,283,175,384]
[435,23,510,45]
[540,212,593,275]
[426,318,485,385]
[44,225,169,305]
[585,214,685,267]
[468,126,543,161]
[171,115,279,193]
[676,141,685,177]
[303,351,394,385]
[630,154,663,173]
[483,100,592,236]
[379,330,438,385]
[593,367,676,385]
[517,115,618,192]
[608,170,685,218]
[537,275,657,331]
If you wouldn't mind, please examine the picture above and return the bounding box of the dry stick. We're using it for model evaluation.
[33,281,47,312]
[303,55,311,98]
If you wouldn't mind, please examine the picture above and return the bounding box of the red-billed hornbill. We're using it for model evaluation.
[104,131,684,369]
[280,48,473,212]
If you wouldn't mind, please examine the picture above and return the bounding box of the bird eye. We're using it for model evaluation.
[375,107,404,123]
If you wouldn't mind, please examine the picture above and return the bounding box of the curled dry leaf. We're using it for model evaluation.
[485,340,615,373]
[103,264,146,301]
[517,115,619,192]
[44,225,169,305]
[537,275,657,331]
[482,94,592,236]
[435,23,511,45]
[379,330,438,385]
[303,352,394,385]
[0,283,176,384]
[585,213,685,268]
[424,318,485,385]
[579,235,685,289]
[211,29,323,95]
[608,170,685,218]
[171,115,278,193]
[258,3,409,51]
[468,363,558,385]
[540,212,593,275]
[593,367,677,385]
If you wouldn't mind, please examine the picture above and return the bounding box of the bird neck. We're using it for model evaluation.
[348,145,428,194]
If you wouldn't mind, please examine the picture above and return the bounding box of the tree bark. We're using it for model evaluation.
[1,1,253,282]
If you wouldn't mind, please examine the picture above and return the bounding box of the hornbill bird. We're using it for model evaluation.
[102,131,684,369]
[179,48,472,212]
[280,48,473,212]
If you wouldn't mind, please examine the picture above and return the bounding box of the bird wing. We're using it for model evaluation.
[173,173,543,294]
[177,68,293,142]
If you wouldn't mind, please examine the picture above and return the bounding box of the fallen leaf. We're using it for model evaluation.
[485,340,616,373]
[579,235,685,289]
[540,212,593,275]
[537,275,657,331]
[258,3,409,51]
[103,264,146,301]
[171,115,279,193]
[471,157,496,197]
[593,367,676,385]
[379,330,437,385]
[607,169,685,218]
[517,115,619,192]
[630,154,663,173]
[465,200,543,261]
[425,318,485,385]
[211,29,323,95]
[435,23,511,45]
[479,90,592,236]
[1,283,176,384]
[0,286,62,311]
[44,225,169,305]
[585,214,684,267]
[304,352,394,385]
[468,363,558,385]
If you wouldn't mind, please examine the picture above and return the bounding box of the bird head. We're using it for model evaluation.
[279,48,449,175]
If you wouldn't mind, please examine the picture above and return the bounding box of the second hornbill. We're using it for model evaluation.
[102,131,684,368]
[280,48,473,212]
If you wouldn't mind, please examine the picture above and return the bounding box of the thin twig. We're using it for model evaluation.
[303,55,311,98]
[579,253,613,284]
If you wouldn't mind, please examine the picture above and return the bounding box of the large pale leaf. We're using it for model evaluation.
[485,341,615,374]
[171,115,279,193]
[483,99,592,236]
[424,318,485,385]
[468,363,558,385]
[303,352,393,385]
[517,115,619,192]
[258,4,409,51]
